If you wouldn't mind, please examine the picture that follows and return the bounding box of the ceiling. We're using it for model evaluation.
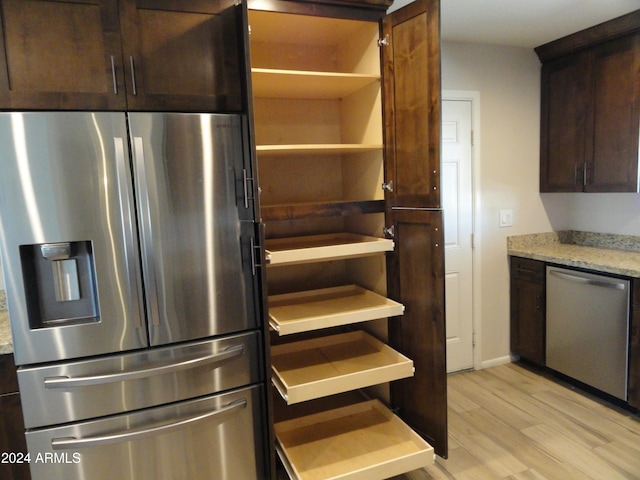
[436,0,640,48]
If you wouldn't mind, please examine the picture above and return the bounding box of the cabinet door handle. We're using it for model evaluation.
[129,56,137,96]
[516,266,538,275]
[110,55,118,95]
[583,162,587,186]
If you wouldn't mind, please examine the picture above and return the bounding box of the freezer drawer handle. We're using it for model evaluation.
[51,398,247,450]
[548,269,626,290]
[43,344,244,389]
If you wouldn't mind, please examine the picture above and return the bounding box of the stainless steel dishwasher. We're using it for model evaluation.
[546,266,630,400]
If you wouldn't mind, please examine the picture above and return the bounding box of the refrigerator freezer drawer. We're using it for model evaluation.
[18,331,263,428]
[26,385,266,480]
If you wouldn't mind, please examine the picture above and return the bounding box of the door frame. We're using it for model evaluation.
[442,90,482,371]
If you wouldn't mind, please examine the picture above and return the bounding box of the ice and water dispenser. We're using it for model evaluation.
[20,240,99,328]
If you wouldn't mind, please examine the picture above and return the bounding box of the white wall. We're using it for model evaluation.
[442,42,559,365]
[542,193,640,235]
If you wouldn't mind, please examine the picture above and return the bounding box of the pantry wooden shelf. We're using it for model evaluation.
[269,285,404,335]
[261,200,385,222]
[252,68,380,99]
[255,144,383,156]
[265,233,393,266]
[275,398,434,480]
[270,330,413,404]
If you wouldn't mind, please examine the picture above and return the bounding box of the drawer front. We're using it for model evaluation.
[510,256,545,283]
[18,331,263,428]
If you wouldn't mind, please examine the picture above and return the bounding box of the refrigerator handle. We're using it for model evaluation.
[132,136,161,326]
[43,344,244,389]
[51,398,247,450]
[114,137,143,328]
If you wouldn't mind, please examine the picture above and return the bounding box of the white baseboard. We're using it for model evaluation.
[479,355,514,370]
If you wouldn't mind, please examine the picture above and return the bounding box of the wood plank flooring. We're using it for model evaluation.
[392,362,640,480]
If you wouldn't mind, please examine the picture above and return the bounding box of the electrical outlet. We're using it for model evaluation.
[499,209,513,227]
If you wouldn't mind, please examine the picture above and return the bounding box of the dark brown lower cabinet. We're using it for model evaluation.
[509,257,546,365]
[0,354,30,480]
[629,280,640,409]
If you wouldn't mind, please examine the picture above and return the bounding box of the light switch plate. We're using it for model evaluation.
[499,209,513,227]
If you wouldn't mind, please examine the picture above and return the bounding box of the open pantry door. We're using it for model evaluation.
[381,0,448,458]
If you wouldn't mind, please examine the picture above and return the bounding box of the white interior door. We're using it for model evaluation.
[442,99,474,373]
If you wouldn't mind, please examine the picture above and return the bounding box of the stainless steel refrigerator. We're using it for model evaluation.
[0,112,266,480]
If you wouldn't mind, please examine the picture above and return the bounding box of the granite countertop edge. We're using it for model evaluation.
[508,231,640,278]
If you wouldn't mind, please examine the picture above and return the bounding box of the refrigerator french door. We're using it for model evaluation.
[0,112,266,480]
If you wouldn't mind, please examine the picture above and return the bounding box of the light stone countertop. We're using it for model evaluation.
[0,311,12,355]
[508,231,640,278]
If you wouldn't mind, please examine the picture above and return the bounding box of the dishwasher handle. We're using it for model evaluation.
[548,269,626,290]
[51,398,247,450]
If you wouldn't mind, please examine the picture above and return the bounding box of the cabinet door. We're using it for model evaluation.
[0,394,30,480]
[387,208,447,457]
[540,51,589,192]
[510,277,545,365]
[0,0,126,110]
[381,0,441,208]
[118,0,243,111]
[587,33,640,192]
[0,355,30,480]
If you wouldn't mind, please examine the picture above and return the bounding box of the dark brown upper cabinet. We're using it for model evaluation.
[0,0,127,110]
[118,0,242,111]
[537,10,640,193]
[0,0,244,111]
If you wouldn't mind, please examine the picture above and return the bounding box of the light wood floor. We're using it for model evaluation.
[392,362,640,480]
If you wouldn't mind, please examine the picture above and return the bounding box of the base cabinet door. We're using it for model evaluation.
[0,355,30,480]
[509,257,545,365]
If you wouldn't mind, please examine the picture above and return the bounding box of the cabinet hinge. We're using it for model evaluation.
[242,168,255,209]
[249,237,262,276]
[378,34,389,47]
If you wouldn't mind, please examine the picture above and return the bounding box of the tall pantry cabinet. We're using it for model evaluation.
[245,0,447,478]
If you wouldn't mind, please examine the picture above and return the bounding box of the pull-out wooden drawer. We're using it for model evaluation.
[275,399,434,480]
[265,233,393,266]
[269,285,404,335]
[271,330,413,404]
